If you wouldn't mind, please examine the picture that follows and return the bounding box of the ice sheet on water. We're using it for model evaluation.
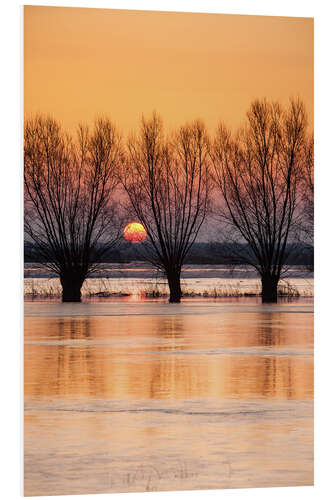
[24,299,313,317]
[24,339,313,357]
[139,346,313,357]
[24,397,313,420]
[24,262,314,279]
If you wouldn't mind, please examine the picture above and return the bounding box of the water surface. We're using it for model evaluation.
[24,299,313,496]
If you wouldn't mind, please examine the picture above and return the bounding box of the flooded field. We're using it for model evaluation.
[24,298,314,496]
[24,263,314,298]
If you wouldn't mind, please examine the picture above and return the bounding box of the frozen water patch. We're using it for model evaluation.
[24,299,314,318]
[24,398,313,422]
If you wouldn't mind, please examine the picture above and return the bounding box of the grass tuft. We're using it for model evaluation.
[24,277,313,300]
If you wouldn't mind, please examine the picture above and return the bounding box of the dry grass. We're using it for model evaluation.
[277,281,300,297]
[24,279,62,299]
[24,278,313,300]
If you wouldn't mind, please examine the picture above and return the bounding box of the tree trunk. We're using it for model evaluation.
[60,273,84,302]
[261,274,278,303]
[167,271,182,303]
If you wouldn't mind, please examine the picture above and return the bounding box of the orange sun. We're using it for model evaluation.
[123,222,147,243]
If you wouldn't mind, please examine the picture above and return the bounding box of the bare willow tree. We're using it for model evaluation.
[302,133,314,241]
[24,115,123,302]
[211,98,308,302]
[121,113,211,302]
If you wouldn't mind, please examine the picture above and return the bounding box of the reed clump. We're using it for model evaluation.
[24,278,313,300]
[277,281,300,297]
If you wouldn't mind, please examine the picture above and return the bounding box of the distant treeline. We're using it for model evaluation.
[24,241,314,268]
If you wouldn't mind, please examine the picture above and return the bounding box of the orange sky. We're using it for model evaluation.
[24,6,313,134]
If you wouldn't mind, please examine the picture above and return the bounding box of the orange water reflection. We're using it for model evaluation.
[25,311,313,402]
[24,303,313,495]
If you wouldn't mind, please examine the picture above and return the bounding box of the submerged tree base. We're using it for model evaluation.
[61,279,83,303]
[261,296,278,304]
[62,296,82,303]
[167,274,182,303]
[169,297,181,303]
[261,277,278,303]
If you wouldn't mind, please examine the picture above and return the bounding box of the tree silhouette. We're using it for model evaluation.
[211,98,309,302]
[121,113,211,302]
[24,115,122,301]
[302,133,314,241]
